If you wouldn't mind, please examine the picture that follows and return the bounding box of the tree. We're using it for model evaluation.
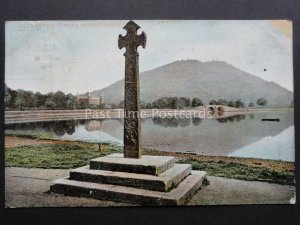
[65,94,76,109]
[217,99,227,106]
[227,100,235,107]
[111,103,118,109]
[25,91,35,108]
[191,98,203,107]
[209,99,217,105]
[160,97,169,108]
[53,91,66,109]
[78,101,88,109]
[248,102,254,107]
[5,83,8,95]
[16,90,34,108]
[256,98,267,108]
[170,97,179,109]
[33,92,46,108]
[4,83,9,104]
[5,93,11,108]
[45,99,57,110]
[99,102,106,109]
[235,99,244,108]
[176,98,185,109]
[14,96,25,109]
[118,100,124,108]
[140,101,147,109]
[145,103,152,109]
[179,97,190,108]
[151,97,191,109]
[6,89,15,108]
[152,97,169,108]
[4,85,80,110]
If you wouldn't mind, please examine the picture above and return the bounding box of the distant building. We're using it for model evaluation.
[100,92,104,105]
[76,92,104,106]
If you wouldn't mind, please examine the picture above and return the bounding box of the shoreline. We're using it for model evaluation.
[5,135,295,185]
[5,133,294,166]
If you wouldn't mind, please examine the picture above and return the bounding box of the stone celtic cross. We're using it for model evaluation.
[118,21,146,158]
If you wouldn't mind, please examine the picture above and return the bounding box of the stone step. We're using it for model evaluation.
[69,164,192,192]
[90,153,175,175]
[50,171,207,206]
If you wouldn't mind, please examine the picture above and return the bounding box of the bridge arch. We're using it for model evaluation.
[206,105,225,112]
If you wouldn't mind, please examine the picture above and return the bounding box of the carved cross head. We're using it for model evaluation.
[118,21,146,55]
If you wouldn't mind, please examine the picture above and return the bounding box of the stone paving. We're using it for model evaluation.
[5,167,295,207]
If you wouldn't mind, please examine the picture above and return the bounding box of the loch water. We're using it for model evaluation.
[5,111,294,162]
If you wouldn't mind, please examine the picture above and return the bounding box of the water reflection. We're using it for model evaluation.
[192,117,202,126]
[153,117,191,127]
[6,120,76,136]
[217,114,246,123]
[249,114,255,119]
[5,111,294,161]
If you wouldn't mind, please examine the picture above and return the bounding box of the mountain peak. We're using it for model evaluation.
[161,59,202,67]
[148,60,234,73]
[204,60,228,64]
[170,60,234,69]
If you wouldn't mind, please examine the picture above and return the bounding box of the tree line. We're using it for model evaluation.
[5,84,268,110]
[112,97,267,109]
[5,86,77,110]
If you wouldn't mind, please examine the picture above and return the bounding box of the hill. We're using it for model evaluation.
[92,60,293,108]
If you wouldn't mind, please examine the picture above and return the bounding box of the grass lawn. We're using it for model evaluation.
[5,138,295,185]
[5,143,122,169]
[178,158,295,185]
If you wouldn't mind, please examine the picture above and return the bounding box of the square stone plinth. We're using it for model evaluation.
[69,163,191,192]
[90,153,175,175]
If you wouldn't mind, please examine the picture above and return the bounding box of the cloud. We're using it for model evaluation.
[5,20,293,94]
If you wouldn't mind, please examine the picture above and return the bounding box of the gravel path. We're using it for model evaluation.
[189,176,295,205]
[5,167,134,207]
[5,167,295,207]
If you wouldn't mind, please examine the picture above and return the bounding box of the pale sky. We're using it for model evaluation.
[5,20,293,94]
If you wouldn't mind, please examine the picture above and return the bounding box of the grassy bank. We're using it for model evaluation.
[5,136,295,185]
[5,143,122,169]
[178,158,294,185]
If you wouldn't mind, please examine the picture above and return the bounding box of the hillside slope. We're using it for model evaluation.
[93,60,293,107]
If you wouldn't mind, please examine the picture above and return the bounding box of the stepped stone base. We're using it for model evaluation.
[90,153,175,175]
[50,154,208,206]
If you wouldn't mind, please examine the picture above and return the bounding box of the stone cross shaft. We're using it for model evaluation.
[118,21,146,158]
